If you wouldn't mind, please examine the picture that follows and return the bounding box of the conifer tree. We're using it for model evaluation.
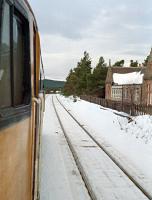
[74,51,92,95]
[86,56,108,95]
[63,54,108,97]
[63,69,78,96]
[113,60,124,67]
[130,60,138,67]
[63,51,92,96]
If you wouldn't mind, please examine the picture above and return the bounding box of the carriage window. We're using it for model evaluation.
[13,9,30,106]
[0,2,11,108]
[40,58,44,92]
[13,14,24,105]
[0,2,30,110]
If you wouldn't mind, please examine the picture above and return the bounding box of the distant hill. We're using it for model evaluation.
[44,79,65,91]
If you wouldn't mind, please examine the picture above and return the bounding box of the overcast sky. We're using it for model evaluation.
[30,0,152,80]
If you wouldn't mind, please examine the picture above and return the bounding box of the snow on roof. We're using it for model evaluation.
[113,71,144,85]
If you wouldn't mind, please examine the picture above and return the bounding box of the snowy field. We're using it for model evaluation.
[58,95,152,180]
[40,94,152,199]
[40,95,90,200]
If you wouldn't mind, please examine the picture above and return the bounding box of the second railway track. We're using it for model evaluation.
[52,95,152,200]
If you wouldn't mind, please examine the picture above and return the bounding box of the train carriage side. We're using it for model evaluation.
[0,0,44,200]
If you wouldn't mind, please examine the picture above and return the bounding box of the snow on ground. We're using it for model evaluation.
[54,96,148,200]
[121,115,152,144]
[58,95,152,180]
[40,95,91,200]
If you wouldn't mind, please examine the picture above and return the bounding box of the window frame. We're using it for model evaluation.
[0,0,31,129]
[0,0,12,108]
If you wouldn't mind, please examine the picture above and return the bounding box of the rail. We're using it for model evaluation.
[52,96,97,200]
[54,95,152,200]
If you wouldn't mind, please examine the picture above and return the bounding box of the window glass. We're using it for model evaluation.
[0,2,11,108]
[13,10,30,106]
[0,2,30,112]
[13,14,24,105]
[40,58,44,91]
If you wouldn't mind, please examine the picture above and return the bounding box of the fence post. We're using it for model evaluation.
[80,96,151,116]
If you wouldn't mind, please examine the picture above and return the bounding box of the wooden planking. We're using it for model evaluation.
[0,118,32,200]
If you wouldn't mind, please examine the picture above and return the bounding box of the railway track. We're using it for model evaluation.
[52,95,151,200]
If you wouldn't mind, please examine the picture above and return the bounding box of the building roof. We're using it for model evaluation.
[144,48,152,80]
[113,71,144,85]
[106,67,145,84]
[148,48,152,63]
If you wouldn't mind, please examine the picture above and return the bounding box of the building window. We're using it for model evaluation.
[112,86,122,100]
[134,87,139,103]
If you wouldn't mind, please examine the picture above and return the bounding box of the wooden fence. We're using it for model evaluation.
[80,95,152,116]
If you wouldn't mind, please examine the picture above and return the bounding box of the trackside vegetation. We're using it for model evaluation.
[63,52,108,97]
[63,51,149,97]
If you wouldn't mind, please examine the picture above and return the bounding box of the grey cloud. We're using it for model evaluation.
[120,49,147,56]
[30,0,104,39]
[83,1,152,49]
[30,0,152,38]
[30,0,152,79]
